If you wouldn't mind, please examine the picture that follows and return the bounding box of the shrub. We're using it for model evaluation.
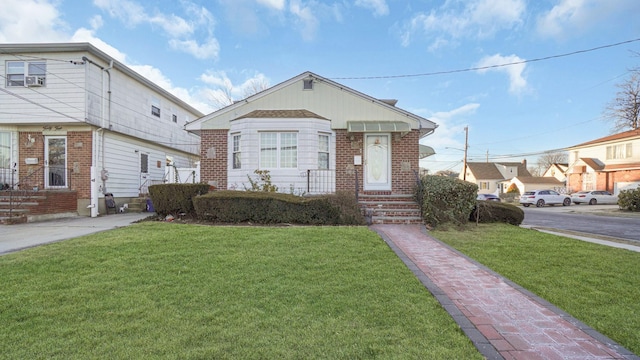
[148,183,210,216]
[416,175,477,229]
[469,201,524,225]
[618,187,640,212]
[193,190,366,225]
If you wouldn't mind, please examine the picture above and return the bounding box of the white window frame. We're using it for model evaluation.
[6,60,47,87]
[151,97,161,118]
[479,181,490,190]
[606,143,632,160]
[318,133,330,169]
[260,132,298,169]
[232,134,241,169]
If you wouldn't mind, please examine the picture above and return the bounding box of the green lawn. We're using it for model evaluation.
[432,224,640,355]
[0,223,482,359]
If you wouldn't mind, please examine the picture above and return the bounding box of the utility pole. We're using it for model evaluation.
[463,126,468,181]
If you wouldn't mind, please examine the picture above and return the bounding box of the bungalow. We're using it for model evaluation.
[566,129,640,194]
[185,71,438,223]
[0,43,202,222]
[461,160,531,194]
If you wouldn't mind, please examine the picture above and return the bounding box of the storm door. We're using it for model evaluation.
[45,136,67,188]
[364,133,391,191]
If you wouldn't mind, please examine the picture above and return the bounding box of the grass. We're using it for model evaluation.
[432,223,640,355]
[0,223,482,359]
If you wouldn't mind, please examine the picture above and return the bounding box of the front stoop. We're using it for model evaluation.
[358,193,423,225]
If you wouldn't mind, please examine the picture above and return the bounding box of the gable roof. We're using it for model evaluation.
[236,109,327,120]
[185,71,437,137]
[568,129,640,149]
[467,161,531,180]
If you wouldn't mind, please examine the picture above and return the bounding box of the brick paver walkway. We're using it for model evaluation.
[371,224,639,360]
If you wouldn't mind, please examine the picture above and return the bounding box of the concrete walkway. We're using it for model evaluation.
[371,224,639,360]
[0,212,153,255]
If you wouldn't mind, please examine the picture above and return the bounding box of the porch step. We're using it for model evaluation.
[358,193,423,225]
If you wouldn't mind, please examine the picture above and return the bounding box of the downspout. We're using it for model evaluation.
[102,60,113,194]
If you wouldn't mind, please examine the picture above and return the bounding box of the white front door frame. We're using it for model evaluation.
[44,135,67,189]
[363,133,391,191]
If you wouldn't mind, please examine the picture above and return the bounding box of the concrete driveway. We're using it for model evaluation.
[0,213,153,255]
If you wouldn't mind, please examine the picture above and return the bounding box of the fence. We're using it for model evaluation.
[306,169,335,194]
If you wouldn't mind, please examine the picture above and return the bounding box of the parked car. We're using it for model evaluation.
[520,189,571,207]
[477,193,501,202]
[571,190,618,205]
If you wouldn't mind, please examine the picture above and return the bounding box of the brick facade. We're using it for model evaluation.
[67,131,93,199]
[18,131,45,189]
[200,129,228,189]
[568,169,640,193]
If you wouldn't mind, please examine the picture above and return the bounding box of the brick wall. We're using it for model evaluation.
[28,191,78,215]
[568,169,640,193]
[67,131,93,199]
[200,129,228,189]
[18,132,45,189]
[335,129,420,195]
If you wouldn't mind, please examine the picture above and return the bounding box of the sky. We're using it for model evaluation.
[2,0,640,174]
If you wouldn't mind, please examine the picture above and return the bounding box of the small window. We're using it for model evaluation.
[172,114,177,123]
[140,153,149,173]
[6,61,46,87]
[303,79,313,90]
[151,97,161,117]
[232,134,241,169]
[318,134,329,169]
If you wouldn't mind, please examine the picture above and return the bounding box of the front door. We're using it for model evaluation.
[45,136,67,188]
[364,133,391,191]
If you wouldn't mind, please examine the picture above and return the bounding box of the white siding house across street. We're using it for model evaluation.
[0,43,203,218]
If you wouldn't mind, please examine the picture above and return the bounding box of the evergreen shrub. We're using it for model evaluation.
[148,183,210,216]
[469,201,525,225]
[618,187,640,212]
[415,175,477,229]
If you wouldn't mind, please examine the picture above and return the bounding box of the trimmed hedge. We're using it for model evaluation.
[148,183,210,216]
[469,201,524,225]
[193,190,366,225]
[416,175,477,229]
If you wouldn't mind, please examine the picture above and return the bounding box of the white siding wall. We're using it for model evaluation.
[569,138,640,168]
[227,118,334,193]
[0,51,87,124]
[102,132,198,197]
[201,78,424,131]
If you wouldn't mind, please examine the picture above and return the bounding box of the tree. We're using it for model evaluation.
[531,152,568,176]
[208,77,270,109]
[603,68,640,132]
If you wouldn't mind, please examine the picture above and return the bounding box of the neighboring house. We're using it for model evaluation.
[461,160,531,194]
[542,163,568,183]
[503,176,565,195]
[566,129,640,194]
[0,43,202,220]
[185,71,437,223]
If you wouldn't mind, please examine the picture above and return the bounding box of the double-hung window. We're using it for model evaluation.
[232,134,241,169]
[606,143,632,160]
[6,61,46,87]
[260,132,297,168]
[318,134,329,169]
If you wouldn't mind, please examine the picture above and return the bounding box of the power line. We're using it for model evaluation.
[332,38,640,80]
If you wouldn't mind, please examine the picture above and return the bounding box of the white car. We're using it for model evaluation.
[571,190,618,205]
[520,189,571,207]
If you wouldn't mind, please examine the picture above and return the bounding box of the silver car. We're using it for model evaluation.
[520,189,571,207]
[571,190,618,205]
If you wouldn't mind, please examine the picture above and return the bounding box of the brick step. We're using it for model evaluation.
[0,215,28,225]
[366,208,421,217]
[371,216,423,225]
[0,201,40,207]
[359,202,420,210]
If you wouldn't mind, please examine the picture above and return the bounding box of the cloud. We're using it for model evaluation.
[93,0,219,59]
[256,0,286,11]
[536,0,640,39]
[0,0,68,42]
[199,70,271,108]
[476,54,527,94]
[289,0,319,41]
[399,0,525,48]
[355,0,389,17]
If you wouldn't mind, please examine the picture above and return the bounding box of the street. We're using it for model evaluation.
[521,205,640,242]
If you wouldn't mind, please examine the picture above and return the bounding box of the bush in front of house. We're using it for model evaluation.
[415,175,477,229]
[618,187,640,212]
[193,190,366,225]
[148,183,210,216]
[469,201,525,225]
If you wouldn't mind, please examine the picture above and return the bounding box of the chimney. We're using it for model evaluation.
[522,159,527,168]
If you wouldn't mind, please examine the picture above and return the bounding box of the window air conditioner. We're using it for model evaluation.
[25,76,45,87]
